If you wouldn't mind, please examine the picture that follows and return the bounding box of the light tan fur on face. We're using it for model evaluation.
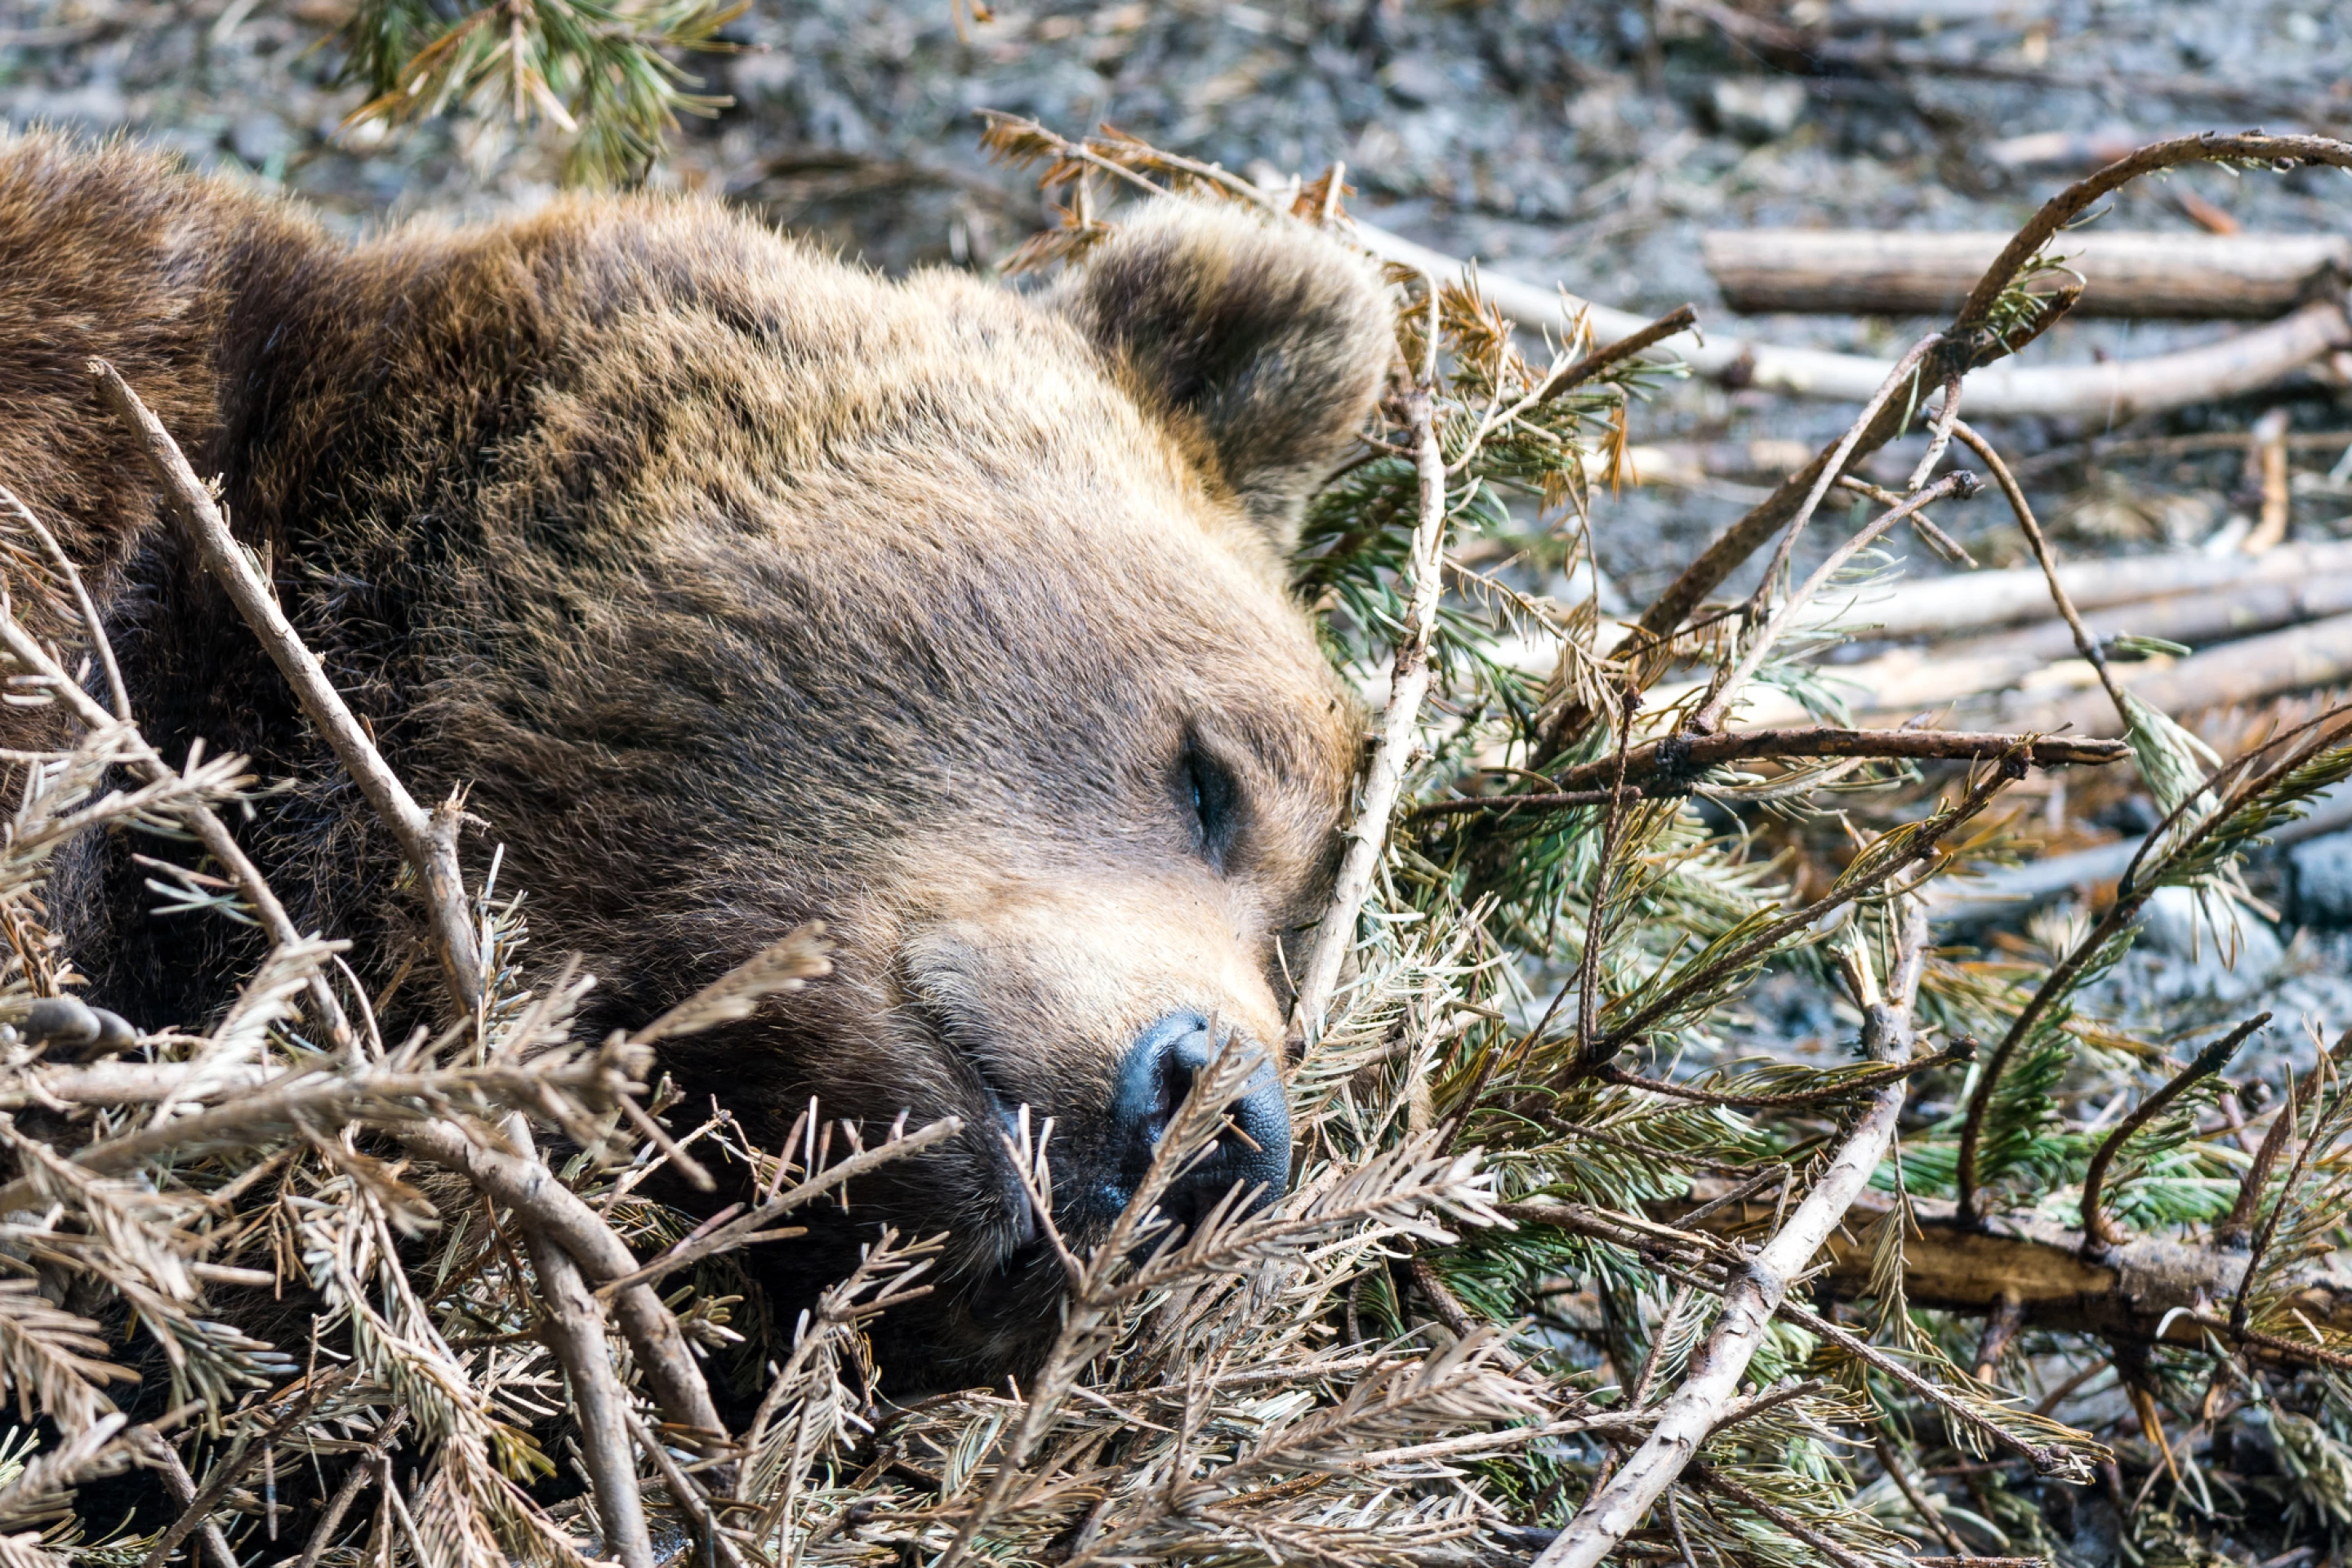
[0,131,1396,1379]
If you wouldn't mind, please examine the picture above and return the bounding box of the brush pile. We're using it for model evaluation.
[4,124,2352,1568]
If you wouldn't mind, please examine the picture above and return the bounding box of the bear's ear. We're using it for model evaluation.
[1051,200,1395,559]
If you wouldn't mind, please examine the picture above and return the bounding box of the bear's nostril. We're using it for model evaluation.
[1107,1011,1292,1232]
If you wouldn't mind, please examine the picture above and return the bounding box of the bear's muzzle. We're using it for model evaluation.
[1102,1011,1292,1235]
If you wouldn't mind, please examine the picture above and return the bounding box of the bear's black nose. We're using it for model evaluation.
[1106,1011,1292,1235]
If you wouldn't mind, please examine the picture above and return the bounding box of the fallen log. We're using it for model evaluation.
[2016,424,2352,479]
[1703,230,2351,319]
[1762,596,2352,732]
[1820,538,2352,641]
[1668,1192,2352,1352]
[1354,220,2352,417]
[1928,780,2352,924]
[1986,127,2167,173]
[1944,573,2352,665]
[1487,549,2352,716]
[1999,610,2352,737]
[1615,562,2352,733]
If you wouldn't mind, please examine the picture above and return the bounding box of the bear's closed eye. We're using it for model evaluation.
[1181,740,1241,869]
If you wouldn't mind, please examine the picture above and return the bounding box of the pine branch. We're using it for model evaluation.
[0,1280,134,1434]
[2078,1013,2265,1257]
[1534,904,1926,1568]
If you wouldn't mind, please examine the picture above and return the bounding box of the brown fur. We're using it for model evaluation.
[0,134,1394,1379]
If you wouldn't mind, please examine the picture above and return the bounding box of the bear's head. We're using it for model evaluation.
[0,137,1397,1383]
[586,202,1400,1378]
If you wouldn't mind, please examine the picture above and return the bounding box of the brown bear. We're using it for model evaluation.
[0,134,1395,1379]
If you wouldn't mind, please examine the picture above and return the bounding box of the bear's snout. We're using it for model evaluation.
[1106,1011,1291,1233]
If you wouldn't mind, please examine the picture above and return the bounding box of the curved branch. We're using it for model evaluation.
[2079,1014,2265,1257]
[1949,133,2352,333]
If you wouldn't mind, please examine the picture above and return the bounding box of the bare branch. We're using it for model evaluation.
[90,359,483,1014]
[1290,387,1447,1042]
[508,1116,654,1568]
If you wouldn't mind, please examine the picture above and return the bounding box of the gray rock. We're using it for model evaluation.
[1378,57,1452,109]
[1708,77,1807,144]
[2137,884,2284,998]
[231,113,295,168]
[2290,828,2352,927]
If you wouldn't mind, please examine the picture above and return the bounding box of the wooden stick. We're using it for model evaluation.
[87,363,735,1511]
[89,360,484,1015]
[2246,407,2294,554]
[1290,387,1446,1043]
[1533,905,1926,1568]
